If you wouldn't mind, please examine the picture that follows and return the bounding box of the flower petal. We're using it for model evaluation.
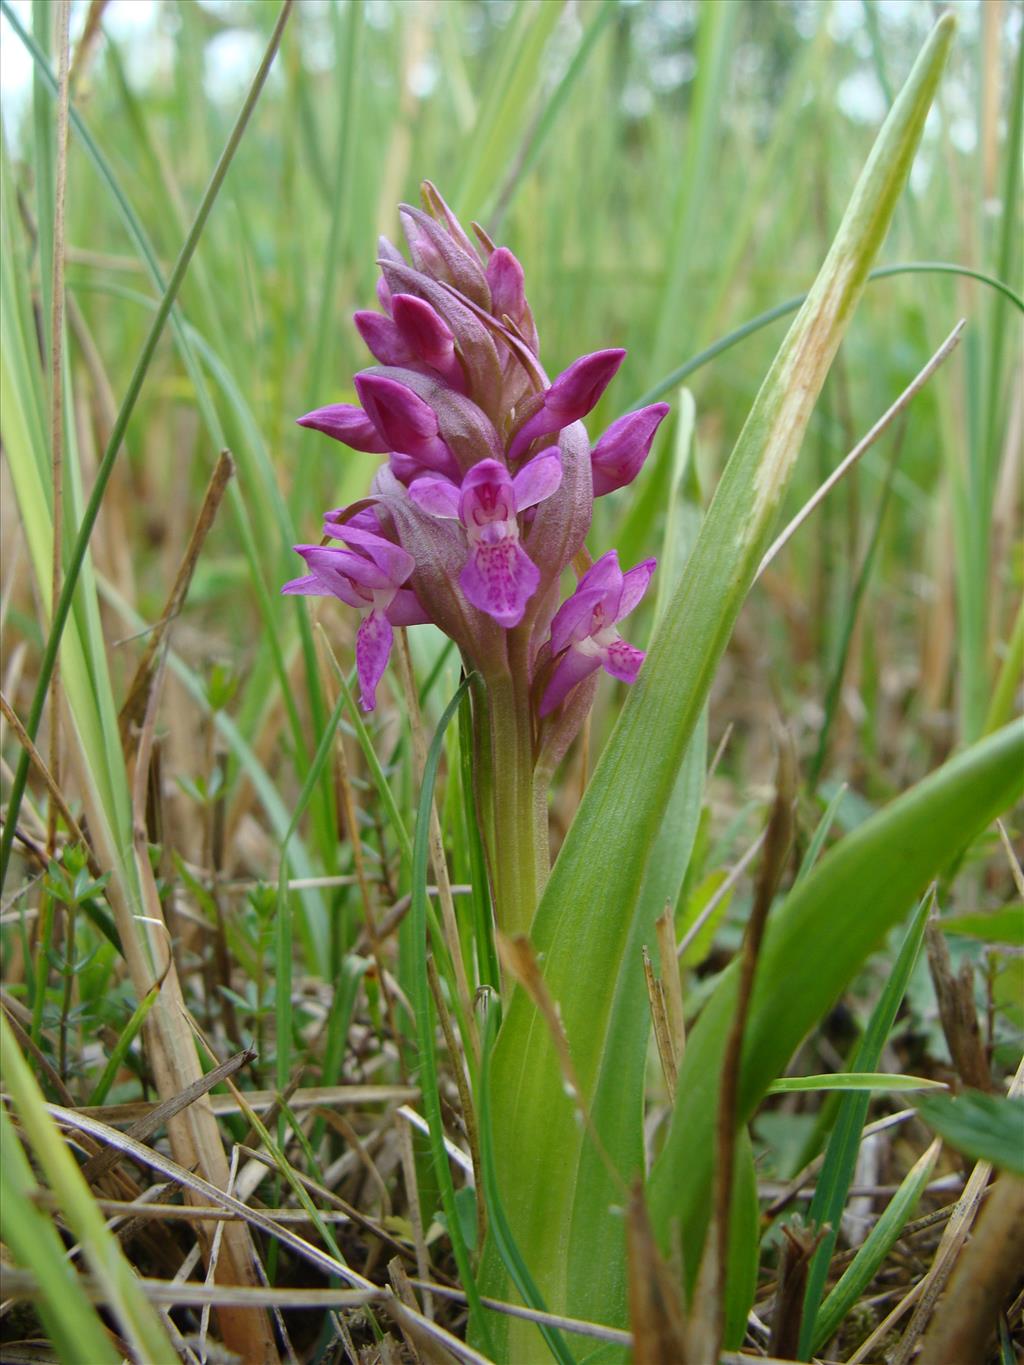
[615,558,657,622]
[354,310,414,367]
[460,531,540,627]
[356,610,393,711]
[507,349,625,461]
[512,447,562,512]
[549,584,605,656]
[540,646,602,717]
[591,403,670,496]
[409,475,461,519]
[459,459,515,527]
[296,403,388,453]
[385,587,431,627]
[600,637,645,684]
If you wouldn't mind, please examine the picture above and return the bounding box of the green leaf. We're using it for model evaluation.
[648,721,1023,1304]
[914,1092,1024,1175]
[942,906,1024,947]
[481,19,959,1357]
[811,1137,941,1352]
[767,1073,945,1094]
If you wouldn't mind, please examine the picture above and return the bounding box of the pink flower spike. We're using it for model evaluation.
[540,549,655,716]
[297,404,388,453]
[508,348,626,462]
[591,402,670,496]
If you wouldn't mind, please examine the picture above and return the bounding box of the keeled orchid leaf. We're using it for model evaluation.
[480,18,959,1360]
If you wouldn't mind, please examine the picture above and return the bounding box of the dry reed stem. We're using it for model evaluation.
[118,450,236,743]
[396,1109,435,1322]
[656,905,686,1060]
[626,1179,688,1364]
[642,944,678,1101]
[891,1055,1024,1365]
[114,593,279,1359]
[0,689,97,874]
[917,1172,1024,1365]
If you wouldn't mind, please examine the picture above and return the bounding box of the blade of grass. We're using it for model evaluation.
[0,0,296,891]
[812,1137,942,1353]
[0,1106,120,1365]
[408,674,495,1356]
[1,1014,177,1361]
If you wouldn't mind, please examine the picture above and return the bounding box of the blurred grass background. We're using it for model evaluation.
[0,1,1020,1359]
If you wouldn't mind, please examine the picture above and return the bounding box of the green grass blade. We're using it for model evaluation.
[87,981,160,1106]
[812,1137,940,1352]
[767,1073,944,1094]
[409,675,494,1355]
[1,1015,177,1360]
[794,891,931,1355]
[648,723,1022,1298]
[0,1106,120,1365]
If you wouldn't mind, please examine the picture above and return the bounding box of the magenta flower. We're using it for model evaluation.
[286,181,667,721]
[540,551,656,716]
[282,521,428,710]
[591,403,670,496]
[409,450,562,627]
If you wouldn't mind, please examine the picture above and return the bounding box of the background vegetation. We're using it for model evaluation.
[1,1,1020,1362]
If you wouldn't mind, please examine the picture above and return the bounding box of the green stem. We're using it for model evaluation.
[481,632,548,941]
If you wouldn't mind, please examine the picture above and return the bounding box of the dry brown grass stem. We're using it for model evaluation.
[407,1277,634,1347]
[46,0,72,856]
[396,1109,435,1321]
[656,905,686,1060]
[0,688,97,874]
[917,1172,1024,1365]
[118,449,236,744]
[643,944,678,1101]
[890,1054,1024,1365]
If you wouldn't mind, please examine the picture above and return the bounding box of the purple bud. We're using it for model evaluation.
[400,204,492,310]
[391,294,464,388]
[354,311,415,367]
[297,403,388,453]
[508,349,626,462]
[354,372,456,475]
[486,248,526,324]
[590,402,670,496]
[421,180,483,262]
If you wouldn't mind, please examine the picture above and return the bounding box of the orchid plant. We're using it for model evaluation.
[285,182,668,936]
